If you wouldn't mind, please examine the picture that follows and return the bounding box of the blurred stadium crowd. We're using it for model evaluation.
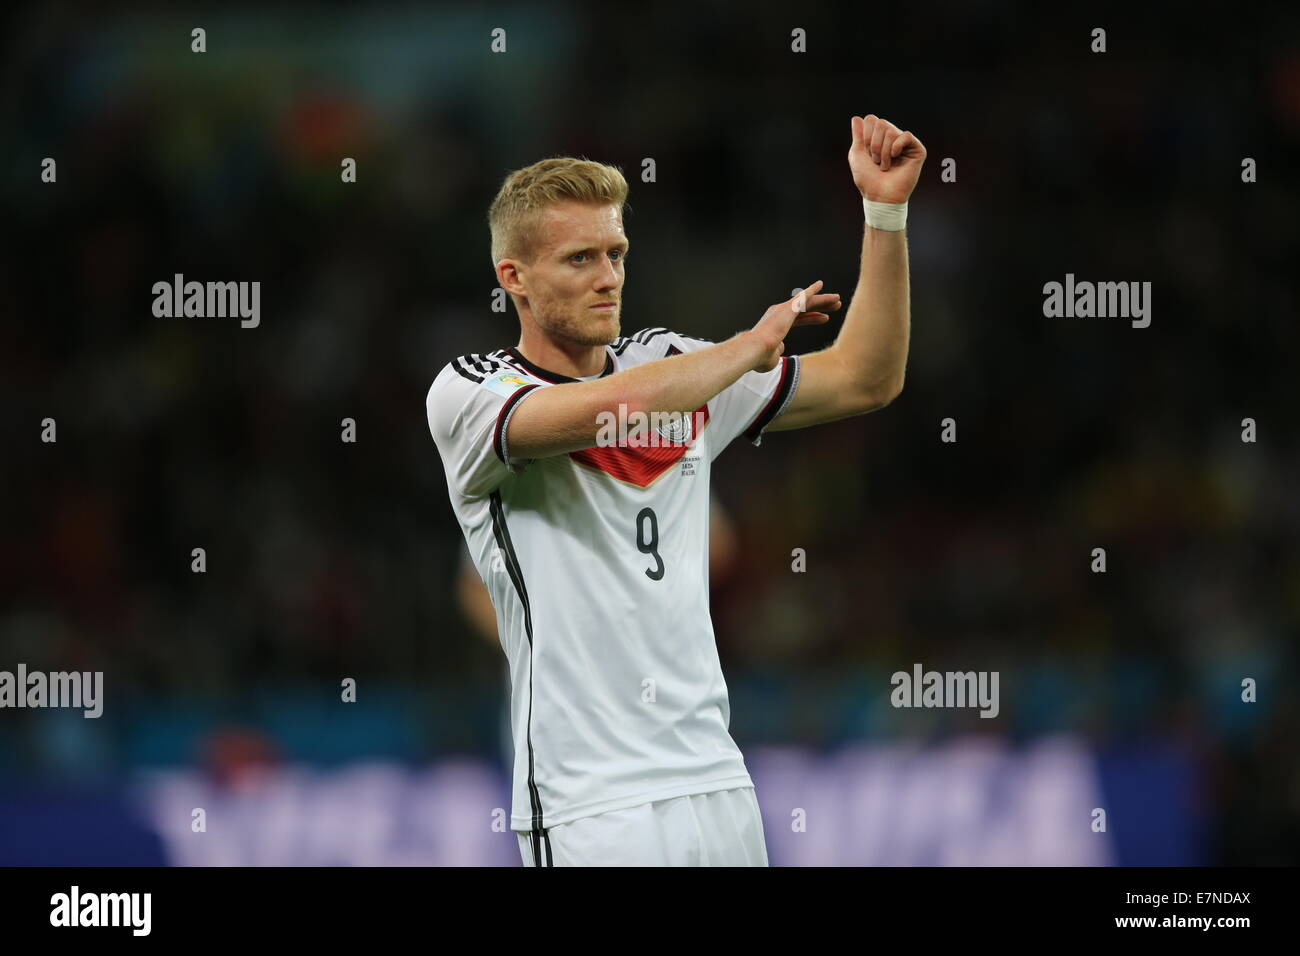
[2,4,1298,863]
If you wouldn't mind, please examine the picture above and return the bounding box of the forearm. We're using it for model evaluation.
[507,331,767,458]
[833,222,911,405]
[607,330,767,419]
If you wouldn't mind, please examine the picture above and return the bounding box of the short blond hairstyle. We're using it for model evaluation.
[488,157,629,268]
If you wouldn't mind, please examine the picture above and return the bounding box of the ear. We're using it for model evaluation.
[496,258,526,296]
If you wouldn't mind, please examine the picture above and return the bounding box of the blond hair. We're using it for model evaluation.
[488,157,629,268]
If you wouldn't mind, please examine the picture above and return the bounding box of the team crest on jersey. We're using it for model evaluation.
[654,412,694,444]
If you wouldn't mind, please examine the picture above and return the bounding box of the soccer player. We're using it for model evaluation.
[426,115,924,866]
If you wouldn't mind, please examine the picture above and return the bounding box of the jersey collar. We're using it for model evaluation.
[505,346,614,384]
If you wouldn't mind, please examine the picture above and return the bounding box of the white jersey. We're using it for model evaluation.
[425,328,801,833]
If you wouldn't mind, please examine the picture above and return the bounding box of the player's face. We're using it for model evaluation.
[521,201,628,348]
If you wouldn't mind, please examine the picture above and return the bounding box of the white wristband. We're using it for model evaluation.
[863,196,908,231]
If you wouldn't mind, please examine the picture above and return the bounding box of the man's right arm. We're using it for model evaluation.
[506,330,771,460]
[507,279,841,460]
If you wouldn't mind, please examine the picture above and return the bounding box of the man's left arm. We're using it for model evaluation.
[768,114,926,431]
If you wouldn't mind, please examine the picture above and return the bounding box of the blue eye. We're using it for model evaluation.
[571,250,626,263]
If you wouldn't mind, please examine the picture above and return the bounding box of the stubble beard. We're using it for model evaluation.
[535,300,620,348]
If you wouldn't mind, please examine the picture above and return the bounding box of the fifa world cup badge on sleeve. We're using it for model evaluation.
[481,371,541,398]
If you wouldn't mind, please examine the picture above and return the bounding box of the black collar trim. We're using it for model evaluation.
[505,346,614,384]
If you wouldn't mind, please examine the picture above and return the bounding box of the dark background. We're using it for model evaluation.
[1,2,1297,864]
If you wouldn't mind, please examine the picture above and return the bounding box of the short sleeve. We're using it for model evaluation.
[666,332,801,459]
[426,356,549,500]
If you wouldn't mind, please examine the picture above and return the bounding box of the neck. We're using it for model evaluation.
[515,328,609,378]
